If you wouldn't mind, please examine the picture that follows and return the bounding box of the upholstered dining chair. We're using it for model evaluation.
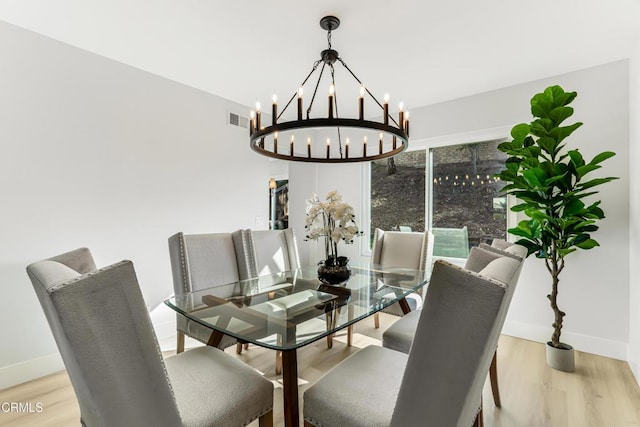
[303,258,515,427]
[237,228,316,375]
[243,229,301,276]
[169,231,249,354]
[382,239,527,408]
[370,228,434,327]
[27,248,274,427]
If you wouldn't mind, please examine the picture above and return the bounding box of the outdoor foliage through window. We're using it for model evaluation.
[370,140,508,257]
[370,151,426,238]
[430,140,507,256]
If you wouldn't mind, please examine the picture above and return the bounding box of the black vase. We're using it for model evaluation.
[317,256,351,285]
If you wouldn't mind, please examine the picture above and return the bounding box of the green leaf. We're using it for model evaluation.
[511,124,530,141]
[510,203,530,212]
[530,119,553,137]
[576,164,600,179]
[576,239,600,250]
[550,106,574,125]
[576,177,618,191]
[559,248,577,257]
[589,151,615,165]
[512,239,539,257]
[523,168,547,188]
[536,138,556,155]
[550,122,583,144]
[568,150,584,167]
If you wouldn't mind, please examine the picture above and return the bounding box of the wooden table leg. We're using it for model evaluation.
[282,349,300,427]
[398,297,412,315]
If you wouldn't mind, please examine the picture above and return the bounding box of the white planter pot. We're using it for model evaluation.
[546,341,575,372]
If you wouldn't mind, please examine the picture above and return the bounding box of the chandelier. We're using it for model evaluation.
[249,16,409,163]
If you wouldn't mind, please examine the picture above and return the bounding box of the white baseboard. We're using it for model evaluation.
[0,353,64,390]
[503,320,627,360]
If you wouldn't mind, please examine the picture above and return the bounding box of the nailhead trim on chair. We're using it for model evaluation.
[177,232,191,294]
[241,229,258,279]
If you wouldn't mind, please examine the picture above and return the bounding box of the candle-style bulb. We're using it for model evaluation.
[272,94,278,125]
[249,110,255,134]
[297,87,304,120]
[405,111,410,136]
[328,84,335,118]
[383,94,390,125]
[358,85,365,120]
[398,101,404,111]
[256,101,261,111]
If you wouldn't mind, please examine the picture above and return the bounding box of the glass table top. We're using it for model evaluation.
[164,263,428,351]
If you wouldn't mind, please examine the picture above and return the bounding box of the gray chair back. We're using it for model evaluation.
[243,229,301,277]
[372,228,434,272]
[390,258,516,426]
[27,250,182,426]
[168,231,247,349]
[168,232,244,295]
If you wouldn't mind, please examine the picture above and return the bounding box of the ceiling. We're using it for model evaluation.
[1,0,639,114]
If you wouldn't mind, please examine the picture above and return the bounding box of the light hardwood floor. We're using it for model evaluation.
[1,313,640,426]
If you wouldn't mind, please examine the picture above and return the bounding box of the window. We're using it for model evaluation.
[370,150,426,239]
[429,139,508,257]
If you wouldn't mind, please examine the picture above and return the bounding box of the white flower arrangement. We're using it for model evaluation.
[304,190,363,263]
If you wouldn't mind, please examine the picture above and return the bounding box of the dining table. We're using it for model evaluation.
[164,263,429,427]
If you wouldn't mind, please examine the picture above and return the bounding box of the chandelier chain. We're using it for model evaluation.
[277,59,322,122]
[329,64,344,158]
[307,62,326,119]
[337,57,401,128]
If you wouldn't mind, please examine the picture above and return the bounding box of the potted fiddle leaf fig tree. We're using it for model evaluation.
[495,85,618,372]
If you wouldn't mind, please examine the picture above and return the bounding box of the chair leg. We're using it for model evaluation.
[325,312,334,349]
[236,343,243,354]
[489,350,501,407]
[374,312,380,329]
[473,398,484,427]
[347,324,353,346]
[176,331,185,354]
[259,410,274,427]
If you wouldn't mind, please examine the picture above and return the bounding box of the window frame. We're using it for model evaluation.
[362,126,516,262]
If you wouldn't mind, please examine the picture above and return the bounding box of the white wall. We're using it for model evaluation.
[292,60,631,360]
[0,21,270,388]
[628,40,640,381]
